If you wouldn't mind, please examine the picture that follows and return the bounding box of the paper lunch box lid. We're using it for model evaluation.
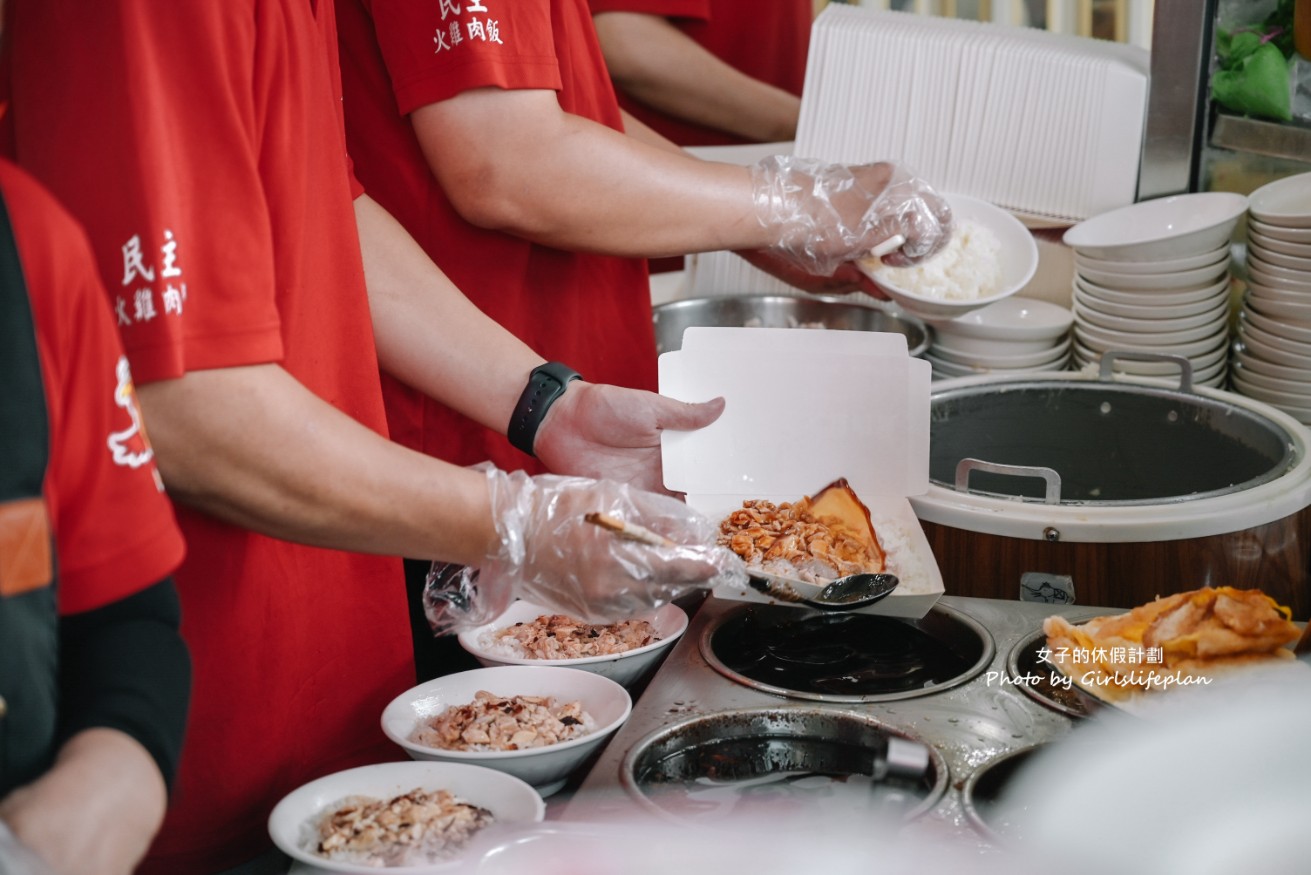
[659,327,930,500]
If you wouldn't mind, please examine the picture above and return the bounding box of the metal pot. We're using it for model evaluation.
[652,294,930,356]
[911,359,1311,616]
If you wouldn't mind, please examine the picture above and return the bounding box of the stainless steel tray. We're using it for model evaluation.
[562,595,1107,844]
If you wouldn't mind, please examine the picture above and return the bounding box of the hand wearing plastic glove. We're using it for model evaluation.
[424,465,747,635]
[749,156,953,278]
[533,381,726,495]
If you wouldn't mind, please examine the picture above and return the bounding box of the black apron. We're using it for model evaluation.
[0,186,59,795]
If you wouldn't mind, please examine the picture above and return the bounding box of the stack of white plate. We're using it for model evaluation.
[925,297,1073,380]
[1233,172,1311,425]
[1062,193,1249,389]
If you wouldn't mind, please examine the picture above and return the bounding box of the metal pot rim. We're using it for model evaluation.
[934,376,1295,501]
[915,373,1311,542]
[617,705,951,826]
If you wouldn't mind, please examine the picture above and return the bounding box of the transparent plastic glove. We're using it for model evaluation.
[0,821,56,875]
[424,464,747,635]
[750,156,953,276]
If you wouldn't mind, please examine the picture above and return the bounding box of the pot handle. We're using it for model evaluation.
[954,458,1062,504]
[1098,350,1194,393]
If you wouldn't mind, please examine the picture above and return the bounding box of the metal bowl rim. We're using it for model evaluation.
[617,705,950,826]
[696,602,996,704]
[960,742,1047,847]
[652,294,931,358]
[930,379,1299,506]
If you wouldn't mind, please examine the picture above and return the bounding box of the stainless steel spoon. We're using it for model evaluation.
[586,512,899,613]
[748,569,900,611]
[804,572,900,611]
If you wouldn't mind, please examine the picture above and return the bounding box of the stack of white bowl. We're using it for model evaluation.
[1062,193,1248,389]
[925,297,1073,380]
[1232,172,1311,426]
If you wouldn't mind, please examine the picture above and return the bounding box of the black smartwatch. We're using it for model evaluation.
[507,362,582,456]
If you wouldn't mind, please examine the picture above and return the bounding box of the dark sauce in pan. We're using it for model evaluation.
[635,735,933,820]
[1012,631,1090,717]
[711,608,974,695]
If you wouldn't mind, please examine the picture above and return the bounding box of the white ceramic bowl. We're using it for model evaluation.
[267,761,544,873]
[1248,230,1311,260]
[1231,373,1311,411]
[1247,250,1311,282]
[1232,345,1311,383]
[860,193,1039,319]
[1062,192,1248,261]
[1073,314,1228,352]
[1075,259,1230,292]
[1239,337,1309,370]
[1076,340,1228,375]
[381,666,631,797]
[1073,285,1227,320]
[1231,362,1311,397]
[1232,351,1305,388]
[1242,264,1311,296]
[1248,281,1311,306]
[1074,276,1229,308]
[1242,307,1311,344]
[1071,297,1228,335]
[1073,346,1226,384]
[931,336,1070,369]
[1248,171,1311,229]
[1244,294,1311,324]
[1248,216,1311,244]
[1239,320,1311,358]
[1073,245,1229,275]
[1073,271,1229,302]
[926,296,1072,355]
[457,601,687,689]
[1249,244,1311,273]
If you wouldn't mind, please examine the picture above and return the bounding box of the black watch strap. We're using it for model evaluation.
[507,362,582,456]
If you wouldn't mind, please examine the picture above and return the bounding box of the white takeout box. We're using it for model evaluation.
[659,326,943,618]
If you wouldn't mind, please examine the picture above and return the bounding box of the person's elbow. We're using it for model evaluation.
[438,156,555,238]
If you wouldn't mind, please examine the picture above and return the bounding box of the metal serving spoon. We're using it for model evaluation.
[585,512,900,613]
[747,569,900,611]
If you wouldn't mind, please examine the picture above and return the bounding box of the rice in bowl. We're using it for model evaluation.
[873,220,1002,302]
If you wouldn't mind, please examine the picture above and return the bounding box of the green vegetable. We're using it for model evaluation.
[1212,41,1292,121]
[1212,0,1295,124]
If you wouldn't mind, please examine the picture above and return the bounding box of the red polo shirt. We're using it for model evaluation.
[4,3,413,871]
[336,0,659,474]
[2,157,184,614]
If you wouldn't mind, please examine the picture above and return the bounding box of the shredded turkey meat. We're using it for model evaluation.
[717,498,883,583]
[410,690,594,751]
[493,614,659,659]
[313,788,492,867]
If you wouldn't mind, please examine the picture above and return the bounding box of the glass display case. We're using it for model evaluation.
[1140,0,1311,200]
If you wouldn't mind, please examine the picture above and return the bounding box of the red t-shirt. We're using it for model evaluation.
[588,0,812,146]
[4,3,413,871]
[1,158,185,613]
[336,0,659,474]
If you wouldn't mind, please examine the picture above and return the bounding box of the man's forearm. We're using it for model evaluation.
[410,89,771,258]
[355,195,547,434]
[595,12,801,143]
[137,363,496,565]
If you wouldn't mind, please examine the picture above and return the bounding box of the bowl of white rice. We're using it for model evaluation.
[859,193,1038,320]
[458,600,688,689]
[381,665,632,797]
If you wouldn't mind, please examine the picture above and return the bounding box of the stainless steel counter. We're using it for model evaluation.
[560,594,1107,845]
